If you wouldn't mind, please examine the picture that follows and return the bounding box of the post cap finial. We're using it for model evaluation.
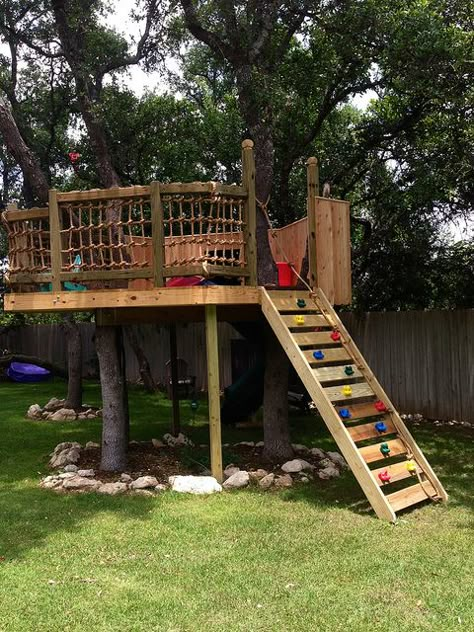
[307,157,318,165]
[242,139,254,149]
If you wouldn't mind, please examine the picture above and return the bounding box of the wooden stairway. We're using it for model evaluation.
[261,288,447,522]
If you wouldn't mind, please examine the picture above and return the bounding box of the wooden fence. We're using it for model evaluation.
[1,309,472,421]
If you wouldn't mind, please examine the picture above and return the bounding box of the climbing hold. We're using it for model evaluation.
[406,460,417,474]
[339,408,351,420]
[378,470,391,483]
[344,365,354,376]
[313,350,325,360]
[375,421,387,434]
[330,331,341,342]
[294,315,305,325]
[342,385,352,397]
[297,298,306,308]
[380,442,391,456]
[374,400,388,412]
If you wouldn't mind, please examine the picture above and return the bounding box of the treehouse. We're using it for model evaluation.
[1,140,447,522]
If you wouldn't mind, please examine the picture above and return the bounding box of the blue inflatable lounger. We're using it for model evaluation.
[7,362,51,383]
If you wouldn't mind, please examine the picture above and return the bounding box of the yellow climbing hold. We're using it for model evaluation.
[342,385,352,397]
[406,460,417,473]
[294,315,305,325]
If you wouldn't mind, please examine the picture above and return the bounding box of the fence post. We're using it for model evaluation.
[49,189,62,292]
[150,181,165,286]
[306,157,319,290]
[241,140,257,286]
[205,304,223,482]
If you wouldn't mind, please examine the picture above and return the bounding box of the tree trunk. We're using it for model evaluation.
[262,325,293,464]
[61,315,83,410]
[124,326,156,393]
[95,326,129,471]
[0,96,49,205]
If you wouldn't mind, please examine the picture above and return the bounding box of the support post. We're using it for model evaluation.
[205,304,223,482]
[242,140,257,286]
[150,181,165,286]
[168,323,181,436]
[49,189,62,292]
[306,158,319,290]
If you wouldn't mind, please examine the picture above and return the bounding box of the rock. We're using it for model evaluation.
[78,413,87,420]
[27,404,43,420]
[155,484,167,492]
[50,441,81,456]
[41,479,62,489]
[49,443,82,469]
[310,447,326,460]
[274,474,293,488]
[63,464,78,473]
[44,397,65,411]
[120,473,132,483]
[85,441,100,449]
[223,471,250,489]
[235,441,255,448]
[130,476,159,490]
[62,476,101,490]
[318,465,340,480]
[129,440,141,446]
[300,476,310,483]
[327,451,347,470]
[96,409,102,417]
[224,464,240,479]
[249,469,268,482]
[255,441,264,448]
[86,413,97,419]
[281,459,313,473]
[58,472,77,479]
[169,475,222,494]
[259,473,275,489]
[318,458,334,469]
[292,443,309,453]
[98,482,128,495]
[77,469,95,478]
[152,438,164,448]
[163,432,194,448]
[50,408,77,422]
[41,411,50,419]
[133,489,154,496]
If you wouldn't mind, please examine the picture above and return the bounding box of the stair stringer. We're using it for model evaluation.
[312,288,448,503]
[261,289,396,522]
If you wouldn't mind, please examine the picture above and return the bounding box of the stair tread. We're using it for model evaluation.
[334,402,389,420]
[292,331,340,346]
[282,314,328,328]
[359,438,406,464]
[348,419,397,442]
[386,482,438,512]
[372,460,421,486]
[324,382,374,403]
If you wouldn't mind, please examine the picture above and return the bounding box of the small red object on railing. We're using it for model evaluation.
[330,330,341,342]
[374,400,388,412]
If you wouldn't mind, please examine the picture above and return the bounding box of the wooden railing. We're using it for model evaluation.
[2,141,257,292]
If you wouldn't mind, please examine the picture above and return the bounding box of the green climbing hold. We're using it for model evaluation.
[297,298,306,308]
[344,366,354,376]
[380,442,391,456]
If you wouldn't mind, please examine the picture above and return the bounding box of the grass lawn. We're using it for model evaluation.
[0,378,473,632]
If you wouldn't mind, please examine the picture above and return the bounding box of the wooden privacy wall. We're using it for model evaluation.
[269,197,351,305]
[1,309,472,422]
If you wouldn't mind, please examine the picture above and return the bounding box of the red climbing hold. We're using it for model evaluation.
[330,331,341,342]
[374,400,388,412]
[378,470,391,483]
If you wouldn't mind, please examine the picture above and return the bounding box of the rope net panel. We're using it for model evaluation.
[58,195,152,272]
[162,191,246,269]
[3,214,51,274]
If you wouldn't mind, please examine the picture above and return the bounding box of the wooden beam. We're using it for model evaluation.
[2,207,49,221]
[150,181,165,286]
[205,304,223,483]
[241,139,257,286]
[306,157,319,290]
[48,189,62,292]
[168,324,181,436]
[57,185,150,202]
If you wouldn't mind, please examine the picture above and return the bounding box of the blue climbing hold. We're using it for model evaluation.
[339,408,351,420]
[375,421,387,433]
[297,298,306,308]
[313,350,325,360]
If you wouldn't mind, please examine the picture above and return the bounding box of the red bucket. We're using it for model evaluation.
[276,262,295,287]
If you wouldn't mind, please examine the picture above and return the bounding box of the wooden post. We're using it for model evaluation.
[242,140,257,286]
[306,158,319,290]
[150,181,165,286]
[49,189,62,292]
[168,323,181,436]
[205,304,223,482]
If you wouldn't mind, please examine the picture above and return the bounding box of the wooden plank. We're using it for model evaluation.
[4,286,261,312]
[241,140,257,286]
[281,314,328,328]
[314,288,448,502]
[371,460,420,486]
[2,207,49,221]
[60,268,153,281]
[324,382,374,403]
[315,197,335,304]
[7,272,52,284]
[313,364,363,384]
[334,402,387,420]
[160,182,246,195]
[292,331,342,346]
[359,439,406,464]
[150,181,164,286]
[261,289,396,522]
[268,217,308,277]
[386,482,438,513]
[57,185,150,202]
[165,264,249,278]
[306,158,319,289]
[305,348,352,365]
[205,304,223,483]
[331,199,352,305]
[168,324,181,435]
[347,419,397,442]
[48,189,62,292]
